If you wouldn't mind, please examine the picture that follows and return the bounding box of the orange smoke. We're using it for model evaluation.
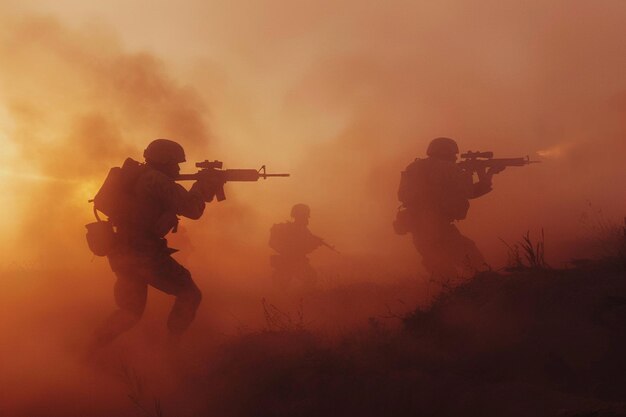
[0,1,626,413]
[2,1,626,271]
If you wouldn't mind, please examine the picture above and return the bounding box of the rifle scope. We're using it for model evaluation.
[460,151,494,159]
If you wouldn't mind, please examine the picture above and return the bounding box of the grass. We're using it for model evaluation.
[261,297,306,332]
[579,204,626,259]
[119,362,164,417]
[501,229,549,271]
[183,259,626,417]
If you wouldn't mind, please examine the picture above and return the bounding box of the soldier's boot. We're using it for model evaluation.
[85,309,142,358]
[457,236,487,276]
[167,284,202,338]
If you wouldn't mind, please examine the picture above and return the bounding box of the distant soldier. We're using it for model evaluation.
[90,139,218,350]
[269,204,329,289]
[394,137,504,280]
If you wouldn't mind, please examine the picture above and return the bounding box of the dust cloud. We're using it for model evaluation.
[0,1,625,415]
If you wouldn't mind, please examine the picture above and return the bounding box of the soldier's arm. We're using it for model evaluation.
[466,168,493,199]
[304,229,324,252]
[469,165,506,199]
[470,180,492,199]
[148,172,206,219]
[173,182,206,219]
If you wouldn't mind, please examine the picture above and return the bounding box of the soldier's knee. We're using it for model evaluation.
[94,309,142,346]
[118,300,146,319]
[119,309,143,329]
[190,285,202,307]
[181,284,202,309]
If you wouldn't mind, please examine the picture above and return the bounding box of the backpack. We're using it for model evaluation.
[92,158,145,223]
[397,158,424,207]
[398,158,471,222]
[269,222,289,253]
[85,158,145,256]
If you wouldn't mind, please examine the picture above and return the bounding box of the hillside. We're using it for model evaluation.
[180,260,626,417]
[3,258,626,416]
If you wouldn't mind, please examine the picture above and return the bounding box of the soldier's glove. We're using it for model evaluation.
[487,166,506,176]
[191,180,222,202]
[476,166,490,183]
[477,166,505,184]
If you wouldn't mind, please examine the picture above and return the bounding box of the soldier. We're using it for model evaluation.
[269,204,326,289]
[395,137,504,280]
[91,139,218,349]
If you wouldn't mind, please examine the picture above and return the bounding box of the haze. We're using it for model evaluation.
[0,1,625,413]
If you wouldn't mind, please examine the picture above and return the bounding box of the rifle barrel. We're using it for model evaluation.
[176,171,290,181]
[459,157,540,169]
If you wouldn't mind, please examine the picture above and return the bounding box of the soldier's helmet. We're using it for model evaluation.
[291,203,311,219]
[426,137,459,159]
[144,139,186,164]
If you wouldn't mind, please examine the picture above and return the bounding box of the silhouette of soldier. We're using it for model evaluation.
[91,139,217,349]
[395,137,504,280]
[168,224,194,264]
[269,204,325,289]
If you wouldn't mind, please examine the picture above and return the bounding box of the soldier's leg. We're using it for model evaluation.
[272,268,292,290]
[412,231,457,280]
[300,259,318,290]
[149,255,202,336]
[93,277,148,347]
[460,236,486,273]
[447,225,486,275]
[270,255,292,289]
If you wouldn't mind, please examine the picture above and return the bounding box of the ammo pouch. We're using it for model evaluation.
[393,208,412,236]
[85,220,116,256]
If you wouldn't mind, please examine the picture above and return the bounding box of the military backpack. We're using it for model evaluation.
[85,158,145,256]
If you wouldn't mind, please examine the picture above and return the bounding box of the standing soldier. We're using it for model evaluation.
[90,139,218,350]
[394,137,504,280]
[269,204,328,290]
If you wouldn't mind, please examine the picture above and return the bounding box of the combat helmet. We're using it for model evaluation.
[291,203,311,219]
[143,139,186,164]
[426,137,459,159]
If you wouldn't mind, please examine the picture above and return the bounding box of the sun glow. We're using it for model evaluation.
[0,106,21,248]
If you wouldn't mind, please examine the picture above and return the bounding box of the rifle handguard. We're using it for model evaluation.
[176,162,290,203]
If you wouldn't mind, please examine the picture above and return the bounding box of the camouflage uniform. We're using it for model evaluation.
[94,166,206,346]
[401,154,491,279]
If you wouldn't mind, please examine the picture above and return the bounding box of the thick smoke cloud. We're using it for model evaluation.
[0,11,214,264]
[3,1,625,271]
[0,2,625,414]
[208,0,626,265]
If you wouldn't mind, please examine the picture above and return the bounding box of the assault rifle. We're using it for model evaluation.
[317,237,339,253]
[457,151,540,173]
[177,160,290,201]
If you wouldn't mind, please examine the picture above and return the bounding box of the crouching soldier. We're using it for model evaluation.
[269,204,326,290]
[89,139,218,350]
[394,137,504,280]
